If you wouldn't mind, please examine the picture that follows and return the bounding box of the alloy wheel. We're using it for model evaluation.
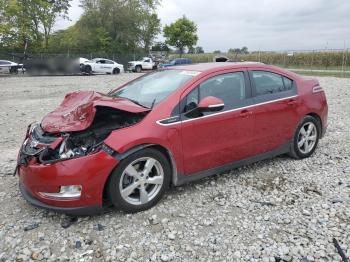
[119,157,164,205]
[297,122,318,154]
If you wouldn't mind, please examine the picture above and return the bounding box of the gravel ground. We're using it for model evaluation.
[0,74,349,262]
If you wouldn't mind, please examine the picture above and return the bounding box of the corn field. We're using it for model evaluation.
[171,49,350,77]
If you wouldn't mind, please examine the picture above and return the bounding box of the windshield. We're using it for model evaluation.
[110,70,200,108]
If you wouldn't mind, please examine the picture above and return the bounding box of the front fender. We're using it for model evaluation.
[103,126,184,185]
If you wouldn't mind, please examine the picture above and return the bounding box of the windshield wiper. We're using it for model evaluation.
[119,96,150,109]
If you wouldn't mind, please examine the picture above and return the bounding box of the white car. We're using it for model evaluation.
[0,60,24,74]
[127,57,157,73]
[82,58,124,75]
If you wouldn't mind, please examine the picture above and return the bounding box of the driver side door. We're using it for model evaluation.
[180,71,255,175]
[142,59,153,70]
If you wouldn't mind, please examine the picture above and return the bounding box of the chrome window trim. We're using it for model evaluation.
[156,95,298,126]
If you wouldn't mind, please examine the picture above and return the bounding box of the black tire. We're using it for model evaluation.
[135,65,142,73]
[84,65,92,74]
[289,116,321,159]
[107,148,171,213]
[10,67,18,74]
[112,68,120,75]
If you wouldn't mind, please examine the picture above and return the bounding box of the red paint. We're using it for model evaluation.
[198,96,224,109]
[18,62,328,212]
[41,91,149,133]
[19,151,118,207]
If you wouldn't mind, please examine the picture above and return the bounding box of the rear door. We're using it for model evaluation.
[248,70,299,155]
[180,70,255,175]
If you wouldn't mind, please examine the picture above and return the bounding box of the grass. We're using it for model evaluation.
[290,70,350,78]
[170,52,350,78]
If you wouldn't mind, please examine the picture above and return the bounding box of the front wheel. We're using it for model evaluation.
[107,148,171,213]
[135,65,142,73]
[112,68,120,75]
[84,65,92,75]
[289,116,321,159]
[10,67,18,74]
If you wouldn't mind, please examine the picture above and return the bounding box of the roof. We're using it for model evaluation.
[172,62,264,72]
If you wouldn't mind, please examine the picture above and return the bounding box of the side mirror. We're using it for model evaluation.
[198,96,224,112]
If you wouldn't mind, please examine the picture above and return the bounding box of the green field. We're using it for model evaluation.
[170,51,350,78]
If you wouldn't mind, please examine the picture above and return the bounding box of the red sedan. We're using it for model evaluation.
[17,63,328,215]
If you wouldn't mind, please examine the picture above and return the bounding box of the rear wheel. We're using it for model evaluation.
[289,116,320,159]
[107,148,171,213]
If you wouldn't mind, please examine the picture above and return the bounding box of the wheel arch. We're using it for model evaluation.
[102,143,178,203]
[305,112,322,134]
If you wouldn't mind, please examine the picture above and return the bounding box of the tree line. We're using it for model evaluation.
[0,0,202,56]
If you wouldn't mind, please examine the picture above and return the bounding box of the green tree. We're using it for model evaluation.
[228,47,249,54]
[163,16,198,57]
[213,50,221,54]
[75,0,160,54]
[151,42,169,52]
[241,46,249,54]
[195,46,204,53]
[188,46,195,54]
[139,13,161,52]
[0,0,71,51]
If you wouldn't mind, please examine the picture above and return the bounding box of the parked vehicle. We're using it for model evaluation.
[82,58,124,75]
[79,57,90,66]
[127,57,157,73]
[25,58,81,76]
[17,62,328,215]
[160,58,192,68]
[0,60,24,74]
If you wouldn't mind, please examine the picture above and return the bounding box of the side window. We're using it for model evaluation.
[252,71,293,96]
[182,72,246,113]
[282,76,293,90]
[184,87,199,112]
[199,72,246,109]
[144,59,150,63]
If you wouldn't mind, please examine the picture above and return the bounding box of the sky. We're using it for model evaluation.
[55,0,350,52]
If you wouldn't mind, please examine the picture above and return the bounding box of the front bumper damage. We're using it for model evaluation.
[17,124,118,215]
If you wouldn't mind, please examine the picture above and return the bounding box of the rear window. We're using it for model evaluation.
[252,71,293,96]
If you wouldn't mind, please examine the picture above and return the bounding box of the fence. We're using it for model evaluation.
[1,49,349,77]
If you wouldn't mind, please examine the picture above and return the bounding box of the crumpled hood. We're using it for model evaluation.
[41,91,150,133]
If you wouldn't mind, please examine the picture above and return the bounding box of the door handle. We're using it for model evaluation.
[286,99,297,106]
[239,109,252,118]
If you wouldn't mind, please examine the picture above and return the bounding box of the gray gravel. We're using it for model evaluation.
[0,74,349,261]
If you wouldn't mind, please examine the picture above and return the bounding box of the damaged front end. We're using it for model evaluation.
[19,107,146,166]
